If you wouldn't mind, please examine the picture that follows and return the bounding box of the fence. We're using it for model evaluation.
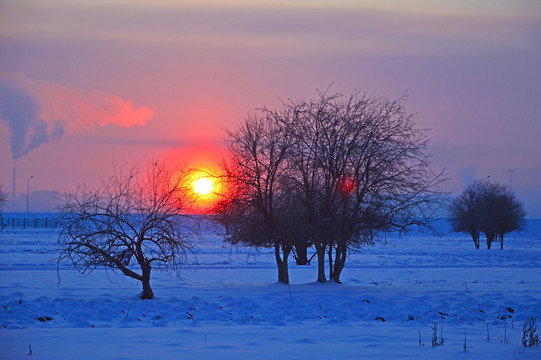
[0,217,59,230]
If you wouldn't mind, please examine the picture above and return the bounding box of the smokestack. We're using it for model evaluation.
[12,165,16,202]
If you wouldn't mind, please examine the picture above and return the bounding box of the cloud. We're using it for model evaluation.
[0,72,153,161]
[2,1,537,57]
[33,79,152,132]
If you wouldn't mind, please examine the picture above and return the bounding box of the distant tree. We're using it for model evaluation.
[449,182,482,249]
[0,186,7,214]
[57,162,194,299]
[476,181,506,249]
[488,183,526,249]
[449,180,526,249]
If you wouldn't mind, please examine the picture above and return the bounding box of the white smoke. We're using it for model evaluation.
[0,72,153,162]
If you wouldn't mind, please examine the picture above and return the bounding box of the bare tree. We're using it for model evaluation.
[481,181,526,249]
[220,89,445,284]
[57,162,194,299]
[477,181,506,249]
[217,111,296,283]
[449,180,526,249]
[284,90,446,283]
[493,189,526,249]
[449,182,482,249]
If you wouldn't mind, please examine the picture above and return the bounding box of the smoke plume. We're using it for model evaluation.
[0,72,153,162]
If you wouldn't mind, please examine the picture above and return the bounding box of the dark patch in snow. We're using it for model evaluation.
[36,316,53,322]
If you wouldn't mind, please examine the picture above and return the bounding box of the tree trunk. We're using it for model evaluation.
[486,233,494,250]
[314,242,326,283]
[140,267,154,300]
[274,242,285,283]
[294,241,309,265]
[281,244,291,284]
[471,233,480,249]
[328,245,334,280]
[500,234,504,250]
[274,242,291,284]
[333,243,347,284]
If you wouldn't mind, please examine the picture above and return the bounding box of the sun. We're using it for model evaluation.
[193,176,214,196]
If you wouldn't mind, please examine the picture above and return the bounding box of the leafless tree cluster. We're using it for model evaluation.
[57,162,194,299]
[449,179,526,249]
[217,90,446,284]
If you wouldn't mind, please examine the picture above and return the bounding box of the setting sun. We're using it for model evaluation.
[183,168,224,213]
[193,176,213,196]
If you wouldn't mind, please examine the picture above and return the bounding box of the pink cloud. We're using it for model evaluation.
[0,72,153,160]
[11,72,152,132]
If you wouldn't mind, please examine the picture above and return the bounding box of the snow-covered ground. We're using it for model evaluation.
[1,219,540,359]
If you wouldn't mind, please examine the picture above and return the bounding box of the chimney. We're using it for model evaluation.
[12,165,16,202]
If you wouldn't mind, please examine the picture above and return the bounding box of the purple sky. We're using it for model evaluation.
[1,0,540,216]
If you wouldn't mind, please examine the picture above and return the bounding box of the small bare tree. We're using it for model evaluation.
[449,180,526,249]
[449,182,482,249]
[493,188,526,250]
[57,162,194,299]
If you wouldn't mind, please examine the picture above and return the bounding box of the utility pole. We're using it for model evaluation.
[26,175,34,213]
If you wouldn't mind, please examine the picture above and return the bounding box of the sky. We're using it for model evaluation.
[0,0,540,216]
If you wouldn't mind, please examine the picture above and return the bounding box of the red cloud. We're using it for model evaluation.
[35,81,152,133]
[0,72,153,161]
[3,72,153,134]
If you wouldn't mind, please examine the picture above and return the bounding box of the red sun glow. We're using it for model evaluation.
[183,168,223,214]
[340,176,356,195]
[193,176,213,196]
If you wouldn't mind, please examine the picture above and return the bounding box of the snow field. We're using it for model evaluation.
[1,223,540,359]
